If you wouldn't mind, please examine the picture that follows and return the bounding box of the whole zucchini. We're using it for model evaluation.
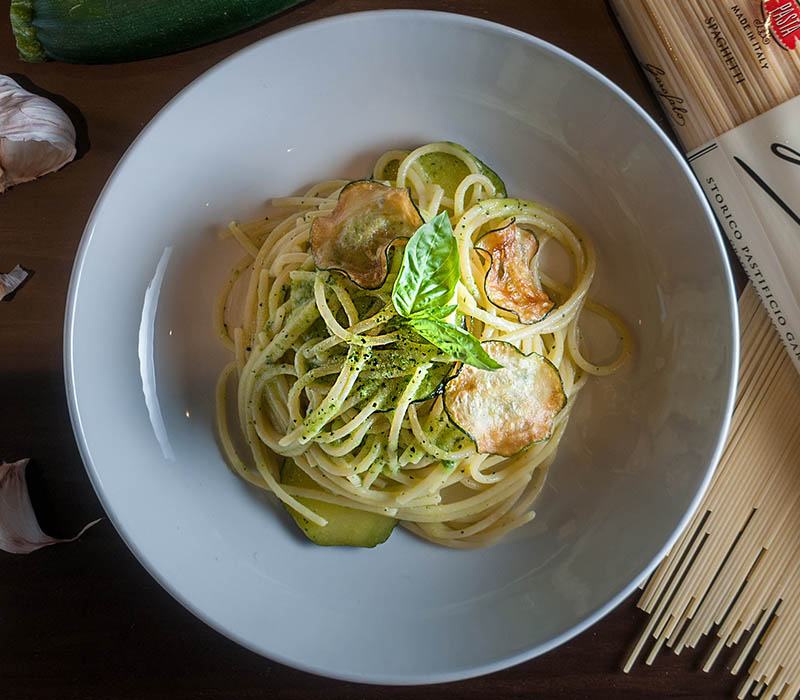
[10,0,303,64]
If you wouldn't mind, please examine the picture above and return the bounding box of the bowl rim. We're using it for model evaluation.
[63,9,740,685]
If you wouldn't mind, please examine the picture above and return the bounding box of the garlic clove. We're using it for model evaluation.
[0,459,100,554]
[0,75,77,194]
[0,264,29,300]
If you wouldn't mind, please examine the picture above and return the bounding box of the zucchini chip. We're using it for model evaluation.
[311,180,423,289]
[477,220,553,323]
[443,340,565,457]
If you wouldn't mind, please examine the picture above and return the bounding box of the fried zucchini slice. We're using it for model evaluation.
[280,461,397,547]
[310,180,423,289]
[477,219,553,323]
[443,340,565,457]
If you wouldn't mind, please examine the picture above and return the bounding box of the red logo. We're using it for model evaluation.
[764,0,800,49]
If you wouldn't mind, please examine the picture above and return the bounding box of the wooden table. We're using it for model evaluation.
[1,2,744,698]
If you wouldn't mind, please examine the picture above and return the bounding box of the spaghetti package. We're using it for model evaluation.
[613,0,800,372]
[612,3,800,699]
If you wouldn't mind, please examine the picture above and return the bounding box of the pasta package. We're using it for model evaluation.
[613,4,800,699]
[612,0,800,373]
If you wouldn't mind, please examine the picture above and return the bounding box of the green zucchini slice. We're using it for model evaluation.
[417,142,507,199]
[443,340,565,457]
[280,461,397,547]
[476,219,553,323]
[310,180,423,289]
[376,152,409,182]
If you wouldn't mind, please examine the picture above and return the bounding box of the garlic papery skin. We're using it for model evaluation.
[0,75,76,193]
[0,459,100,554]
[0,264,28,300]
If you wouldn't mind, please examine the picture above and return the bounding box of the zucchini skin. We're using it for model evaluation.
[10,0,303,64]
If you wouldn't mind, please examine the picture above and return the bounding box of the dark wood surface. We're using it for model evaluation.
[1,2,743,698]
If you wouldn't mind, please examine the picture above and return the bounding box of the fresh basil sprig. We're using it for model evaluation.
[392,212,460,317]
[391,212,501,371]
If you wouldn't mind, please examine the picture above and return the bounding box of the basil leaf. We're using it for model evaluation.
[389,211,499,370]
[392,211,459,318]
[408,318,502,370]
[416,303,458,321]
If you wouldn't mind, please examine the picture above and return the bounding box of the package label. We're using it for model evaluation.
[688,95,800,371]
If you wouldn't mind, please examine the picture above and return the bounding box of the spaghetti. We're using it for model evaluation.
[214,143,629,549]
[624,286,800,700]
[612,0,800,151]
[613,1,800,697]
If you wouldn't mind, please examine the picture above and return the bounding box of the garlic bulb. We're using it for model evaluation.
[0,75,76,193]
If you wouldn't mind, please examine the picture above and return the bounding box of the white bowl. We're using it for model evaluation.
[65,10,738,684]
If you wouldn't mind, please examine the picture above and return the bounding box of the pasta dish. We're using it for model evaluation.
[215,142,629,548]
